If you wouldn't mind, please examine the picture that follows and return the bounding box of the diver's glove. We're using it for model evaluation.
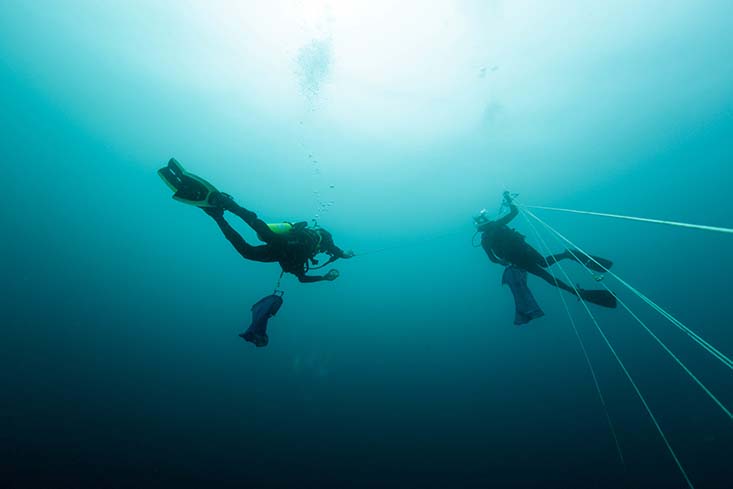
[324,269,340,281]
[343,250,356,259]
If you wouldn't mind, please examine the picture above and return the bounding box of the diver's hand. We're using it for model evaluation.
[324,269,340,281]
[343,250,356,259]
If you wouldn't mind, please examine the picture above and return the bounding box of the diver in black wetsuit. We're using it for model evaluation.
[475,193,617,308]
[205,192,354,283]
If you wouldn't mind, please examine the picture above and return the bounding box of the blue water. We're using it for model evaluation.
[2,2,732,488]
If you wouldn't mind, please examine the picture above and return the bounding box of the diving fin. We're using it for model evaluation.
[565,249,613,272]
[579,289,617,309]
[157,158,219,208]
[584,256,613,273]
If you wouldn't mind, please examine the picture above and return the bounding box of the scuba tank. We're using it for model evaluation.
[259,221,324,258]
[257,222,295,241]
[266,222,294,235]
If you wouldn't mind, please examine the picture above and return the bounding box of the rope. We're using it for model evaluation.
[522,210,732,420]
[524,205,733,235]
[518,207,696,489]
[520,206,733,371]
[520,211,627,470]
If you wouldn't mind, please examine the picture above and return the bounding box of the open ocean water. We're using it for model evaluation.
[2,1,732,488]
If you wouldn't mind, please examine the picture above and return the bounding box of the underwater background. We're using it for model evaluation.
[2,1,732,487]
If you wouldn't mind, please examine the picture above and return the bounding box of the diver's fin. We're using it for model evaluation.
[565,249,613,272]
[157,158,219,208]
[584,256,613,272]
[157,164,180,193]
[579,289,617,309]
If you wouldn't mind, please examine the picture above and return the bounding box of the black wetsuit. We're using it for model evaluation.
[208,202,350,283]
[479,204,579,295]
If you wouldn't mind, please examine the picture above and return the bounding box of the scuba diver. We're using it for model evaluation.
[474,192,617,308]
[159,158,354,283]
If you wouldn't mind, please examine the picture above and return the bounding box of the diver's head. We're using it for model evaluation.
[473,209,491,228]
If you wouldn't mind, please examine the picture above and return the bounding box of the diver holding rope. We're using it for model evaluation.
[475,192,617,308]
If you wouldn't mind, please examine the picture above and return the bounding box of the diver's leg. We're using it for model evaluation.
[526,244,607,271]
[243,245,280,263]
[211,193,281,243]
[207,211,278,262]
[524,263,578,295]
[513,244,550,269]
[544,251,571,266]
[545,249,613,272]
[525,258,616,307]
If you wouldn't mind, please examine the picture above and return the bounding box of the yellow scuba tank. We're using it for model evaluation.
[256,222,293,241]
[266,222,294,235]
[260,222,323,254]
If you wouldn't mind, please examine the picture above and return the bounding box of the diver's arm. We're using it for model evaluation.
[486,248,501,264]
[297,274,327,283]
[320,231,354,259]
[328,244,355,259]
[480,232,503,264]
[295,269,340,283]
[495,204,518,226]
